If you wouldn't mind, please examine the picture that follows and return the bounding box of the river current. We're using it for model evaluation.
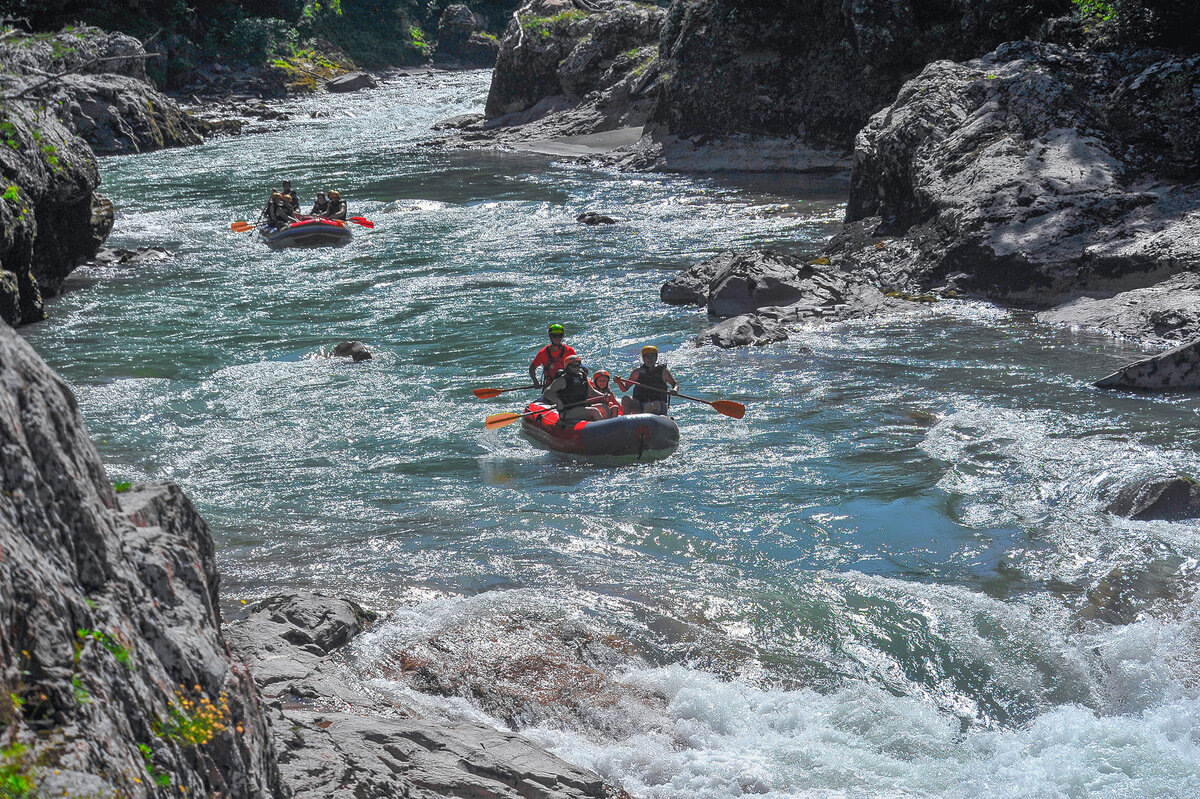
[24,71,1200,797]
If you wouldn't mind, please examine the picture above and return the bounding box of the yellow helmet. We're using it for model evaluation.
[329,190,341,199]
[641,345,658,356]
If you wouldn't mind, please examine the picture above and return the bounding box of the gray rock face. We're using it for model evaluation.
[483,1,664,129]
[437,4,500,67]
[0,26,210,325]
[1036,273,1200,345]
[0,324,282,797]
[1106,477,1200,521]
[826,43,1200,307]
[3,27,207,155]
[331,340,372,361]
[653,0,1065,149]
[1095,339,1200,391]
[226,593,615,799]
[325,71,378,93]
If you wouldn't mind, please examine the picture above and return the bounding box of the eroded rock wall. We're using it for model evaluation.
[653,0,1070,148]
[826,42,1200,306]
[0,324,283,797]
[0,26,207,327]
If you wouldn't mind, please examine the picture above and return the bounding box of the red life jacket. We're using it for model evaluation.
[534,344,573,381]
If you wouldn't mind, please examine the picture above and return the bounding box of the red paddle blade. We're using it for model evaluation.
[349,216,375,229]
[710,400,746,419]
[230,221,254,232]
[485,412,523,430]
[474,388,503,398]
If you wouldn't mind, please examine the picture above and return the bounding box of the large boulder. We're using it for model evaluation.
[0,26,212,324]
[325,71,378,92]
[3,27,207,154]
[0,325,282,797]
[822,42,1200,307]
[1095,339,1200,391]
[1106,477,1200,521]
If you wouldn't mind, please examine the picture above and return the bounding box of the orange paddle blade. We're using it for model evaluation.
[485,412,523,430]
[349,216,375,229]
[230,221,254,232]
[710,400,746,419]
[473,388,503,399]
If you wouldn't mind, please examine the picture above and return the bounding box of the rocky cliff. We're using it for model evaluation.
[0,323,282,796]
[827,42,1199,307]
[652,0,1069,149]
[0,26,207,327]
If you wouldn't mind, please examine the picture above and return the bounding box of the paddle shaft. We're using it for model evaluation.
[619,378,745,417]
[474,384,541,398]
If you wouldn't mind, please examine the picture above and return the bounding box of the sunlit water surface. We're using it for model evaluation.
[24,70,1200,797]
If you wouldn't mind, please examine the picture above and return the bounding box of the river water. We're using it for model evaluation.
[24,70,1200,797]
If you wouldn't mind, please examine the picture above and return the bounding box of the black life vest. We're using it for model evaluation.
[311,199,329,216]
[560,370,590,406]
[632,363,668,402]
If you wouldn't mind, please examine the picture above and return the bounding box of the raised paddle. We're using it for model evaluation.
[474,384,541,399]
[485,397,605,431]
[619,378,746,420]
[348,216,375,228]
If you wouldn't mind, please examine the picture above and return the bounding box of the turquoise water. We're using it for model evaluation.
[24,71,1200,797]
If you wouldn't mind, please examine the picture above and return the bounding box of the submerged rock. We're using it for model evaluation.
[663,250,913,347]
[1106,477,1200,521]
[90,246,173,266]
[576,211,616,225]
[1095,339,1200,391]
[332,340,372,361]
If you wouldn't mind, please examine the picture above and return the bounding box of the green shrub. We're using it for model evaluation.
[0,742,35,799]
[228,17,297,62]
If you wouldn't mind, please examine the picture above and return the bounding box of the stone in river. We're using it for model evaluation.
[576,212,616,225]
[332,340,372,361]
[1106,477,1200,521]
[1095,339,1200,391]
[326,72,378,93]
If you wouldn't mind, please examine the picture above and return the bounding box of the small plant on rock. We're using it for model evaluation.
[154,687,229,747]
[0,742,36,799]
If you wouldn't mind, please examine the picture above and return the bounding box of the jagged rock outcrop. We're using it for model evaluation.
[1094,338,1200,391]
[0,324,282,797]
[226,593,617,799]
[663,250,913,348]
[437,4,501,67]
[822,42,1200,308]
[0,26,209,326]
[0,88,112,325]
[3,27,207,155]
[435,0,663,151]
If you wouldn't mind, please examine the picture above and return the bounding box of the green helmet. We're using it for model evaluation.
[548,323,565,335]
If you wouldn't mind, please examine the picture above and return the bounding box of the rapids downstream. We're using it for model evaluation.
[24,70,1200,798]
